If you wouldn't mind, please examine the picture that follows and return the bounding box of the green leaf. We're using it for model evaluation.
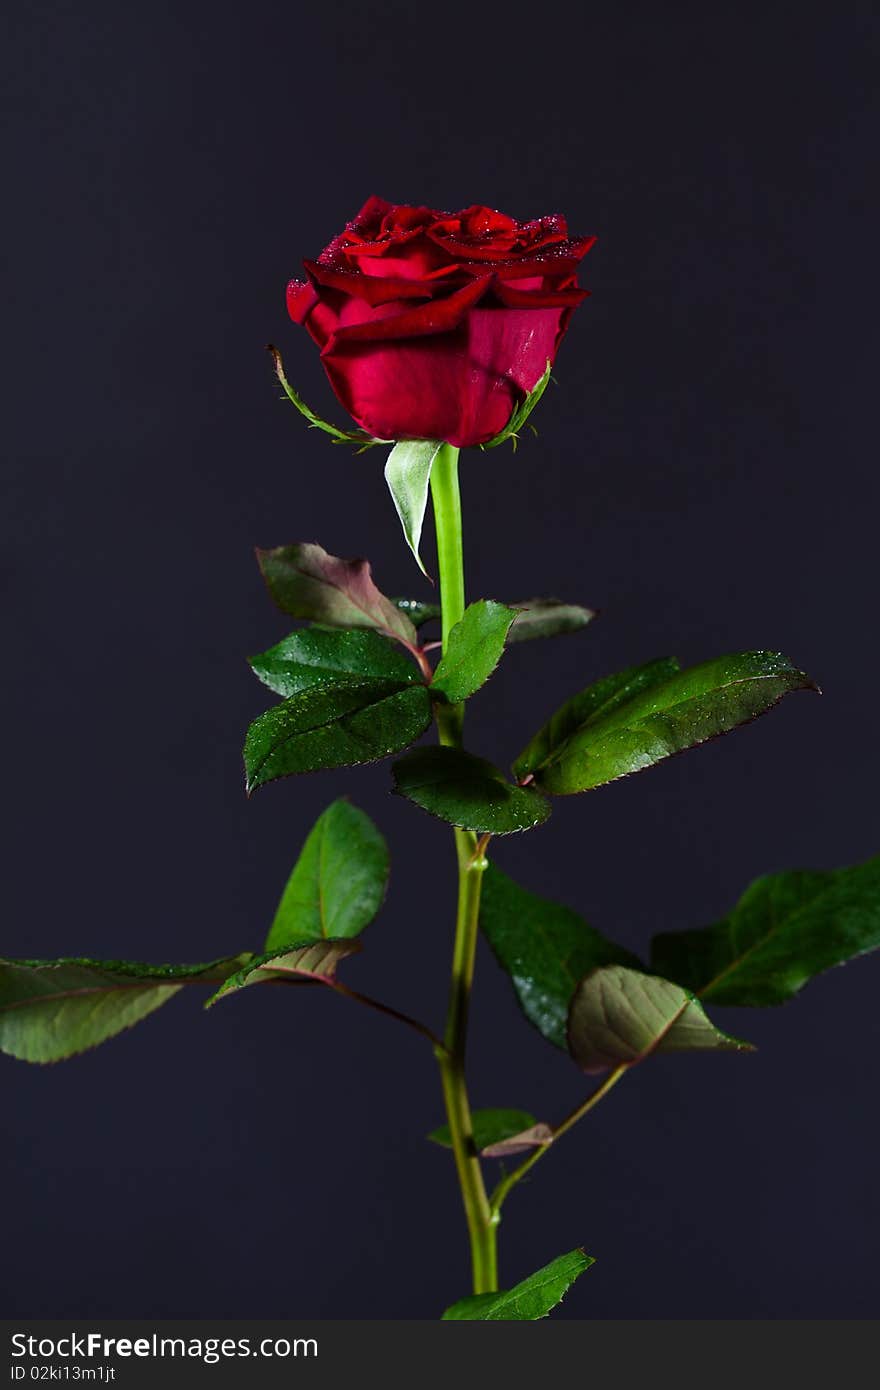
[0,956,250,1063]
[442,1249,593,1320]
[268,345,382,447]
[480,360,553,451]
[651,855,880,1006]
[567,965,754,1074]
[432,600,517,703]
[249,627,419,698]
[507,598,596,644]
[256,542,417,646]
[245,681,432,792]
[266,800,389,949]
[392,598,441,629]
[384,439,443,576]
[206,941,359,1008]
[392,748,551,835]
[513,658,680,780]
[516,651,816,794]
[480,863,641,1048]
[428,1108,538,1152]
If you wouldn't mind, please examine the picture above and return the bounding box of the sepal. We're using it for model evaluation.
[480,360,553,450]
[384,439,444,575]
[268,345,386,448]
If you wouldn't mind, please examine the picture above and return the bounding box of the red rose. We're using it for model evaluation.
[286,197,594,448]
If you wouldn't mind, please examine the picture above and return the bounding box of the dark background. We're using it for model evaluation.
[2,1,878,1319]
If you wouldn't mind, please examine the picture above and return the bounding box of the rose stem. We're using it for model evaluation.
[429,443,498,1295]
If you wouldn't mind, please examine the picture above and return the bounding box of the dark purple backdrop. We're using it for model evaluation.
[2,1,878,1318]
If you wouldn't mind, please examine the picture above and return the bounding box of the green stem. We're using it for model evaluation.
[430,443,466,750]
[430,443,498,1294]
[489,1065,628,1218]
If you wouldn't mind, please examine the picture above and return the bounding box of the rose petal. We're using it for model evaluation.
[466,303,568,396]
[319,332,517,446]
[286,278,320,324]
[351,194,394,228]
[304,259,436,306]
[323,275,494,348]
[285,201,594,447]
[318,296,569,448]
[492,282,590,309]
[443,236,596,282]
[426,212,575,262]
[342,235,453,279]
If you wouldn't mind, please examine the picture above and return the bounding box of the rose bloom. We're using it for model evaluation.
[286,197,594,448]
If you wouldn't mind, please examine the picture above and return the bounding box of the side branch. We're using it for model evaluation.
[325,978,445,1052]
[489,1065,628,1217]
